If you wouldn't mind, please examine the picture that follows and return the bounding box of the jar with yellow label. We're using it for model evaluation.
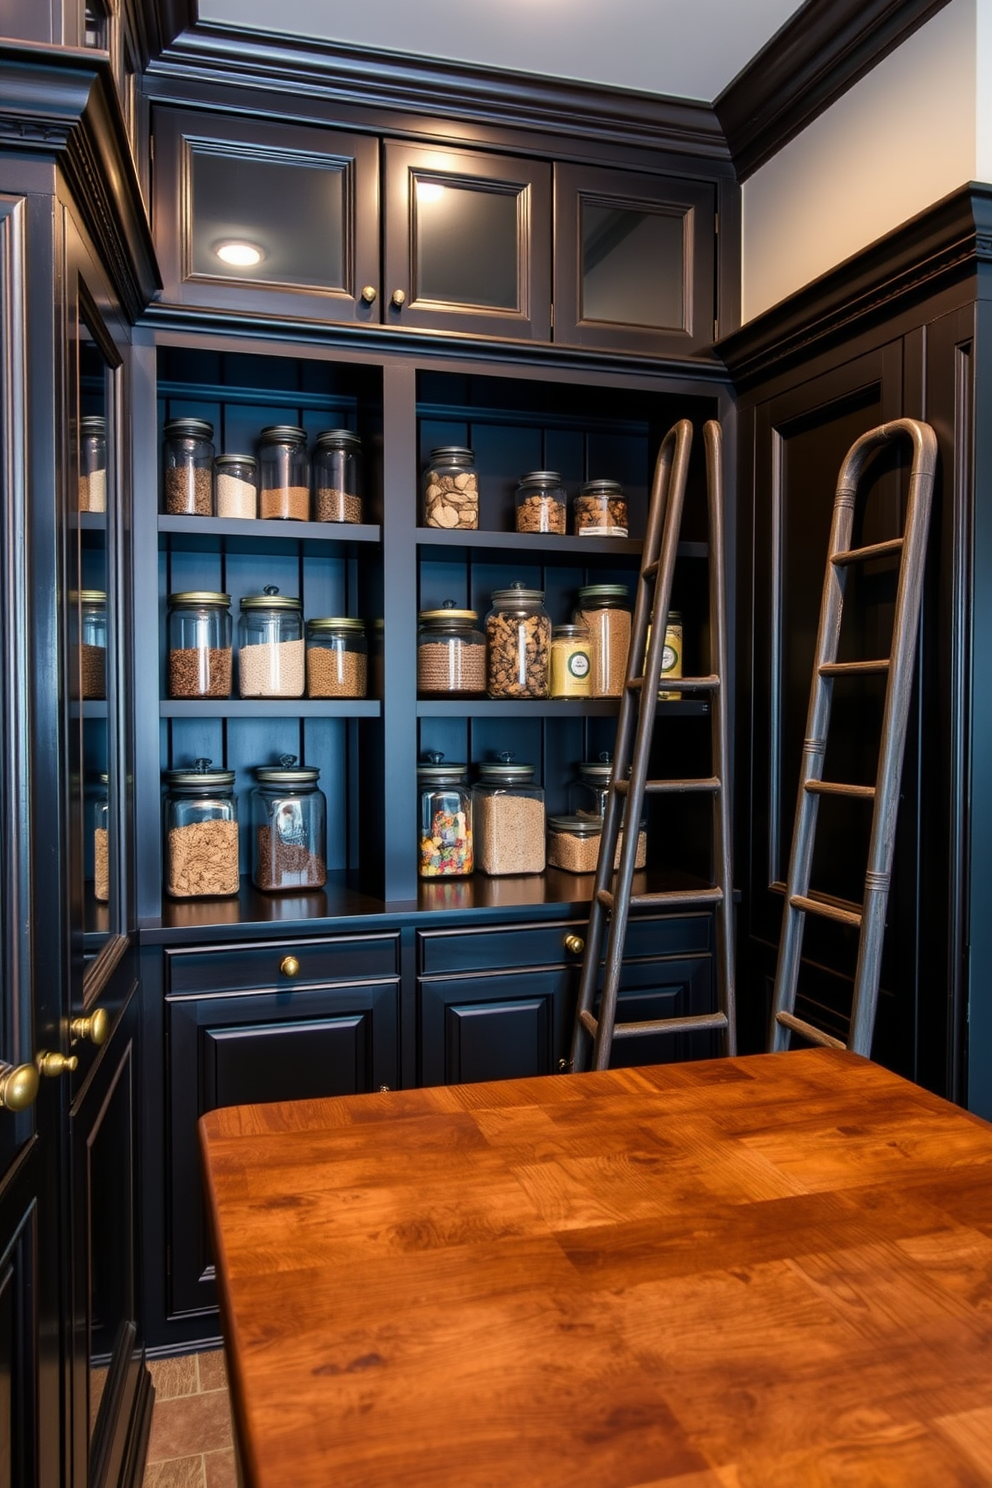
[549,624,591,698]
[659,610,683,699]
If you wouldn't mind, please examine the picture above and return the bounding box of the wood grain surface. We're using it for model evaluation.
[200,1049,992,1488]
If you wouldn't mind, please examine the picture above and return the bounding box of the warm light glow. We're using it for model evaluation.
[215,241,265,267]
[415,181,446,204]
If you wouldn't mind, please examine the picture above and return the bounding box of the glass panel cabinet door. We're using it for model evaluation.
[384,142,551,338]
[554,164,716,355]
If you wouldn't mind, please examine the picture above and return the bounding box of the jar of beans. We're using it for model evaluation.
[306,618,368,698]
[79,415,107,513]
[574,478,628,537]
[214,454,257,519]
[238,587,305,698]
[473,754,545,876]
[422,446,478,530]
[163,759,240,898]
[163,418,214,516]
[80,590,107,700]
[418,753,473,877]
[167,591,233,699]
[574,583,631,698]
[485,584,551,699]
[546,814,602,874]
[313,429,363,524]
[251,755,327,892]
[417,601,486,696]
[515,471,566,534]
[258,425,310,521]
[568,754,647,868]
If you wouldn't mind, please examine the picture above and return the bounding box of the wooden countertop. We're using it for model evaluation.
[200,1049,992,1487]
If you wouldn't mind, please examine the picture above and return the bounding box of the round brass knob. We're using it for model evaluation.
[378,1085,392,1093]
[361,285,377,304]
[0,1061,40,1112]
[563,934,585,955]
[36,1051,79,1078]
[71,1007,109,1046]
[280,955,300,978]
[391,289,406,308]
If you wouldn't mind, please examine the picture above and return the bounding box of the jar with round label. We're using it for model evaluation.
[574,584,631,698]
[423,446,478,530]
[659,610,683,699]
[550,624,591,698]
[472,754,545,876]
[418,754,473,877]
[485,584,551,698]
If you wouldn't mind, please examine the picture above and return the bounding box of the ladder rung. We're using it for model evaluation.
[831,537,904,567]
[774,1011,847,1050]
[613,1011,729,1039]
[789,894,862,928]
[597,886,725,911]
[804,780,876,800]
[818,659,890,677]
[615,777,720,796]
[628,675,720,692]
[643,559,660,580]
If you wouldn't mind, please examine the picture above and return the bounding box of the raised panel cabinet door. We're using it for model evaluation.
[554,164,715,355]
[384,142,551,339]
[419,970,571,1086]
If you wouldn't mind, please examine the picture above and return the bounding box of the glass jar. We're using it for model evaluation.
[485,584,551,699]
[258,425,310,521]
[251,755,327,891]
[80,589,107,700]
[473,754,545,876]
[167,591,233,699]
[574,479,629,537]
[417,601,486,696]
[515,471,566,535]
[214,454,257,520]
[550,623,591,699]
[163,417,214,516]
[568,753,648,869]
[547,814,602,874]
[91,773,110,903]
[313,429,363,524]
[422,446,478,530]
[574,584,632,698]
[79,415,107,513]
[660,609,683,700]
[163,759,239,898]
[306,617,367,698]
[238,586,305,698]
[418,753,473,878]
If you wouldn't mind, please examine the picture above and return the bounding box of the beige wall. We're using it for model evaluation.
[741,0,977,322]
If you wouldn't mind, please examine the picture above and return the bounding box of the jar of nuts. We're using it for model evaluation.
[515,471,566,534]
[163,418,215,516]
[485,584,551,699]
[167,591,233,699]
[473,754,545,876]
[574,478,629,537]
[250,755,327,892]
[417,601,486,696]
[422,446,478,530]
[313,429,363,524]
[306,617,368,699]
[163,759,240,898]
[574,583,632,697]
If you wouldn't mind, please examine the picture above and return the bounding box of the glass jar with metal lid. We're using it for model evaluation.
[163,758,240,898]
[238,586,305,698]
[163,417,214,516]
[568,752,647,868]
[214,454,257,520]
[550,622,591,698]
[574,583,631,698]
[79,415,107,513]
[574,478,629,537]
[485,584,551,698]
[313,429,363,524]
[473,753,545,876]
[515,471,566,535]
[423,446,478,530]
[418,753,473,877]
[306,618,367,698]
[80,590,107,700]
[167,591,233,699]
[546,814,602,874]
[257,425,310,521]
[251,755,327,892]
[90,772,110,904]
[417,600,486,696]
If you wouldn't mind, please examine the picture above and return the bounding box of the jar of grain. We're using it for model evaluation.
[418,753,473,877]
[163,417,214,516]
[238,587,305,698]
[163,759,239,898]
[258,425,310,521]
[485,584,551,699]
[473,754,545,876]
[515,471,566,535]
[80,590,107,700]
[546,814,602,874]
[313,429,363,524]
[568,754,648,868]
[417,601,486,696]
[574,583,631,697]
[167,592,233,699]
[90,772,110,903]
[214,453,257,520]
[422,446,478,530]
[79,416,107,513]
[550,623,591,698]
[306,617,367,698]
[574,479,628,537]
[250,755,327,892]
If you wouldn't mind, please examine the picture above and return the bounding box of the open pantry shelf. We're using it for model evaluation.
[160,699,381,718]
[417,699,709,718]
[159,515,381,551]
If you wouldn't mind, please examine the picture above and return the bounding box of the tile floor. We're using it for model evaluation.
[144,1350,237,1488]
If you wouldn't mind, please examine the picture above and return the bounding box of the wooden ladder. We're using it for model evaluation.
[770,417,937,1056]
[568,419,736,1073]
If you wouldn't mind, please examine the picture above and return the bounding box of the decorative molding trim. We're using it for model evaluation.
[126,0,197,71]
[716,0,952,181]
[717,185,992,388]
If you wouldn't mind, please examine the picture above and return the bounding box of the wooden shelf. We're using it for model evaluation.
[160,699,381,718]
[159,515,380,554]
[416,530,708,560]
[417,698,708,717]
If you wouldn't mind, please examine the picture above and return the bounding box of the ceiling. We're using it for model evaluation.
[197,0,809,103]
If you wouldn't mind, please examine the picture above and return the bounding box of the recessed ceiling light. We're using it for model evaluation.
[215,241,265,267]
[416,182,446,204]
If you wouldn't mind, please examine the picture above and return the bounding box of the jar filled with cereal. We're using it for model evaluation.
[485,584,551,699]
[418,753,473,878]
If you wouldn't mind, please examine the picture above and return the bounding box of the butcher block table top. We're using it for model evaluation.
[199,1049,992,1488]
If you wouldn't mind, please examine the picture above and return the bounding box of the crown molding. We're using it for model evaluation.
[126,0,197,71]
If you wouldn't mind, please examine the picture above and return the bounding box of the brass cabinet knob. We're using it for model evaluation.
[36,1051,79,1078]
[378,1085,392,1093]
[563,934,585,955]
[390,289,406,308]
[71,1007,110,1046]
[280,955,300,978]
[0,1060,40,1111]
[361,285,377,304]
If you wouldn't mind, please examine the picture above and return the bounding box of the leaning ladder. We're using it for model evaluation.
[770,417,937,1057]
[569,419,736,1073]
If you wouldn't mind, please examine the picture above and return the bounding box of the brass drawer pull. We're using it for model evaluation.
[280,956,300,978]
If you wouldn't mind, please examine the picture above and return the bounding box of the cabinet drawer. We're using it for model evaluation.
[166,933,399,996]
[418,913,711,977]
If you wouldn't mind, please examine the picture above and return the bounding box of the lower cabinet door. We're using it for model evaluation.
[603,955,716,1067]
[419,969,574,1086]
